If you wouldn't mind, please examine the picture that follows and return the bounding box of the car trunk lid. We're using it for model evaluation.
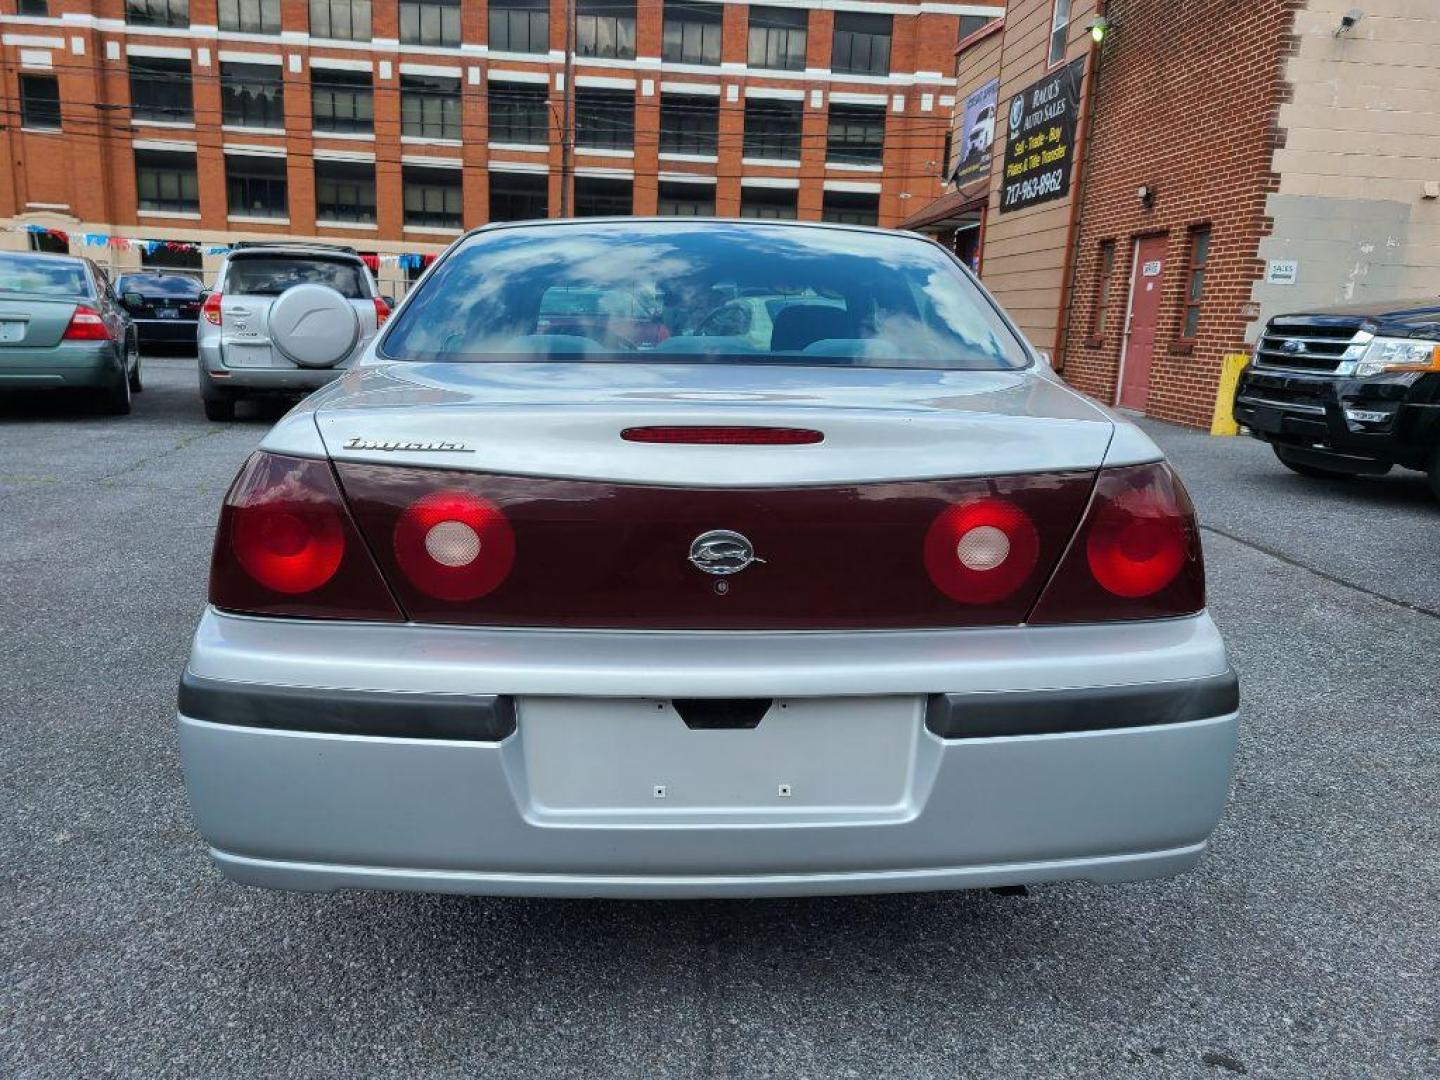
[0,297,82,348]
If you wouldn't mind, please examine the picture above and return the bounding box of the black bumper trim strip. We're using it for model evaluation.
[924,670,1239,740]
[178,671,517,742]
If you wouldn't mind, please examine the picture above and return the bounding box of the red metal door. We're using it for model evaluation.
[1119,235,1168,411]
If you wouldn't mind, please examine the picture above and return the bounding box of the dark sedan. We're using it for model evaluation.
[117,271,203,354]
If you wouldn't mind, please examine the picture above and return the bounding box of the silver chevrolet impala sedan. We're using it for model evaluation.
[177,219,1238,899]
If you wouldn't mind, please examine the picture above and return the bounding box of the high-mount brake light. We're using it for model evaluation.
[924,498,1040,604]
[62,305,111,341]
[1029,461,1205,624]
[209,453,402,620]
[392,490,515,602]
[621,426,824,445]
[374,296,391,326]
[201,292,223,326]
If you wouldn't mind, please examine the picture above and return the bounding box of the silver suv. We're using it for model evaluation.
[197,243,389,421]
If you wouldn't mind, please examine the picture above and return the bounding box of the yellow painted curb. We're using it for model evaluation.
[1210,353,1250,436]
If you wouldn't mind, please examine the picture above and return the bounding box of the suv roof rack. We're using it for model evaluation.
[228,241,360,256]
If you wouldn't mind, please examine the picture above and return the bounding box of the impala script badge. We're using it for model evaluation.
[688,530,764,576]
[343,437,474,453]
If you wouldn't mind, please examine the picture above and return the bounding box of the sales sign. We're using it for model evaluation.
[999,57,1087,214]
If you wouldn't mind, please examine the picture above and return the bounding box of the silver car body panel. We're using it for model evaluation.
[179,609,1236,898]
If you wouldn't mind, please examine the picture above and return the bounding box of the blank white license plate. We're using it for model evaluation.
[518,696,924,815]
[222,342,278,368]
[0,321,25,343]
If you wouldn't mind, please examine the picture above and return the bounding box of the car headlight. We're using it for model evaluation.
[1354,337,1440,377]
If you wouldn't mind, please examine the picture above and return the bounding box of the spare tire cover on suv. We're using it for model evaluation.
[269,283,361,369]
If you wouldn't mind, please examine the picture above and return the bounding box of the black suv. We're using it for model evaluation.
[1234,298,1440,500]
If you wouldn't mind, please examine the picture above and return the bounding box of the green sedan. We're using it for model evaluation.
[0,251,141,415]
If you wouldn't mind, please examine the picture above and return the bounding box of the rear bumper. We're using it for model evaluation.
[0,343,120,389]
[133,318,197,346]
[178,609,1239,898]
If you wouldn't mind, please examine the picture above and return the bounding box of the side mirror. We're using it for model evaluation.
[122,291,146,308]
[381,295,396,308]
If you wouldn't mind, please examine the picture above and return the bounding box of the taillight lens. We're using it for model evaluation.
[63,305,111,341]
[374,296,391,326]
[1030,462,1204,624]
[392,490,515,601]
[209,452,402,620]
[924,498,1040,604]
[201,292,222,326]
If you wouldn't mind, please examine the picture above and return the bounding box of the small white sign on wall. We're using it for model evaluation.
[1267,259,1299,286]
[1142,260,1163,277]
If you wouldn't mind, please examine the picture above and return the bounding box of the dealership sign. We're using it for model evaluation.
[1000,58,1087,213]
[952,78,999,186]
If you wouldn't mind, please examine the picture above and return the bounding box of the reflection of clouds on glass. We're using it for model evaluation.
[384,222,1027,371]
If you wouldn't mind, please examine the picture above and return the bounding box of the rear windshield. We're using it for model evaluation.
[224,256,368,299]
[117,274,202,297]
[380,223,1027,370]
[0,254,91,300]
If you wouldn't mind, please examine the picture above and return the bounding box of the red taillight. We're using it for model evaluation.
[621,426,824,445]
[374,296,391,326]
[62,305,111,341]
[209,452,402,620]
[1030,462,1204,624]
[392,490,515,601]
[924,498,1040,604]
[201,292,223,326]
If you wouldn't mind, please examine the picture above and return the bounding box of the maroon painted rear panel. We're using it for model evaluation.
[335,464,1097,630]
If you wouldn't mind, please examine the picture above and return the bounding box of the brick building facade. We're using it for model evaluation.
[0,0,1001,292]
[907,0,1440,429]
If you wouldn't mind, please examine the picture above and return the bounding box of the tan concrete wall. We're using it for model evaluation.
[978,0,1099,358]
[1256,0,1440,323]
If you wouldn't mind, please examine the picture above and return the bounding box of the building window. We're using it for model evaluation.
[489,0,548,55]
[311,68,374,134]
[20,74,61,131]
[743,98,802,161]
[826,104,884,165]
[221,63,284,129]
[135,150,199,214]
[1181,226,1211,341]
[29,230,68,254]
[310,0,371,41]
[141,242,202,272]
[1048,0,1072,66]
[576,88,634,151]
[18,0,50,15]
[574,176,632,216]
[959,14,996,40]
[218,0,280,34]
[832,12,890,76]
[657,181,715,217]
[400,0,460,47]
[659,94,718,156]
[225,154,288,218]
[489,82,549,144]
[315,160,377,223]
[577,0,636,61]
[748,6,806,72]
[489,171,548,221]
[1092,241,1116,339]
[821,190,878,226]
[129,57,193,124]
[740,186,797,219]
[662,1,722,66]
[404,166,463,229]
[402,73,461,140]
[125,0,188,28]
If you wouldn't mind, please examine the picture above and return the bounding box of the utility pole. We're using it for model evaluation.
[559,0,575,217]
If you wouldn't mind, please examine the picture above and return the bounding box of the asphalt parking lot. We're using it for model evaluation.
[2,356,1436,1079]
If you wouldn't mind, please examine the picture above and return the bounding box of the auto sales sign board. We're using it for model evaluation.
[1000,57,1087,213]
